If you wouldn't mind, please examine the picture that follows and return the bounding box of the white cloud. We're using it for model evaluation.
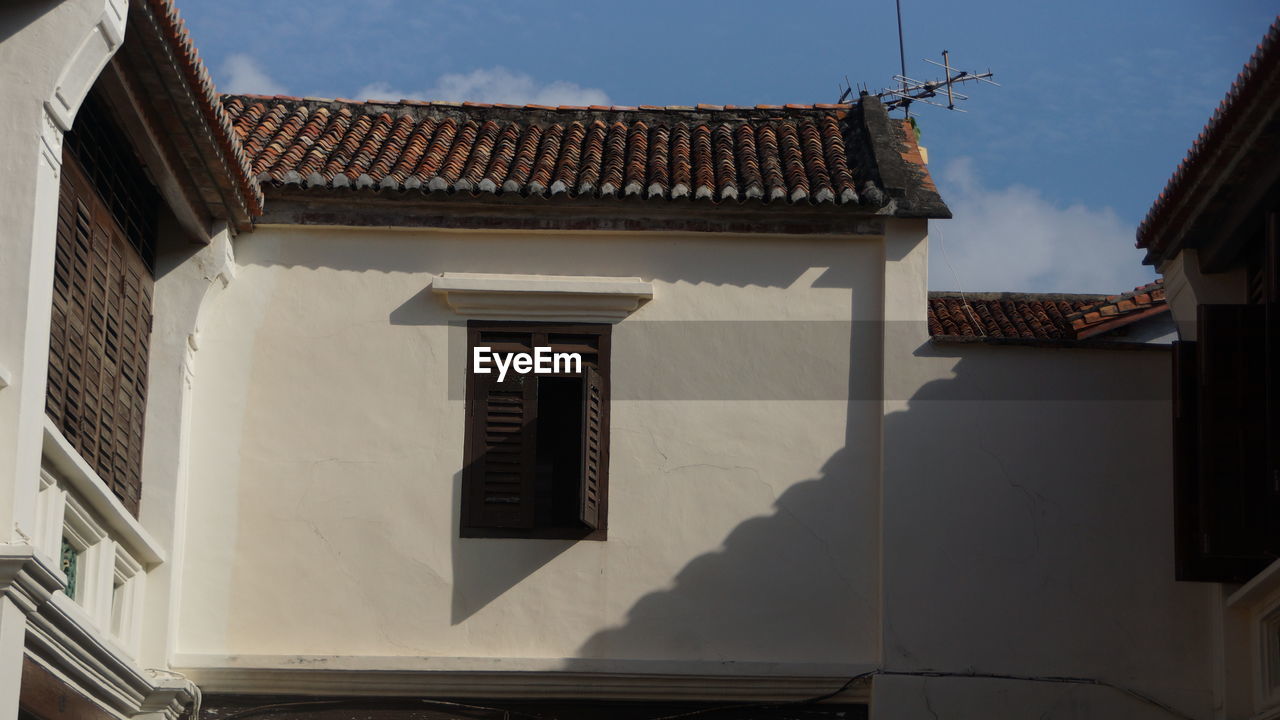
[357,67,609,106]
[929,158,1157,294]
[220,54,288,96]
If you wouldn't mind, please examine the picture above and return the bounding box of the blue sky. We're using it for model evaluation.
[180,1,1276,293]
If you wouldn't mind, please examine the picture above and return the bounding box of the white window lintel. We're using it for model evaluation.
[432,272,653,322]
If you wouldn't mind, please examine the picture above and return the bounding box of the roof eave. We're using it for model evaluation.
[1137,18,1280,267]
[118,0,262,233]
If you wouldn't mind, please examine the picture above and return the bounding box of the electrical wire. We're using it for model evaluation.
[935,225,986,336]
[642,668,1201,720]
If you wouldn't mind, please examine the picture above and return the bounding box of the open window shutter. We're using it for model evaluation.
[1175,304,1273,581]
[579,366,604,529]
[465,374,537,529]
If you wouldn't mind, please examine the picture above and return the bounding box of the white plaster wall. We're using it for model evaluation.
[872,225,1213,718]
[179,226,883,670]
[0,0,117,544]
[876,342,1215,719]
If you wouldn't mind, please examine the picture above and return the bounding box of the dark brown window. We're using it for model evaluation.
[461,322,610,540]
[45,92,157,516]
[1173,212,1280,581]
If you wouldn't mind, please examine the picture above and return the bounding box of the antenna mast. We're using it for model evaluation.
[896,0,909,118]
[834,4,998,115]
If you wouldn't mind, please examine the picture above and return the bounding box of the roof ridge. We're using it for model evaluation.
[219,93,855,115]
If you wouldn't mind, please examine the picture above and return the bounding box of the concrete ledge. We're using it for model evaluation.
[42,419,166,566]
[432,272,653,322]
[173,653,872,702]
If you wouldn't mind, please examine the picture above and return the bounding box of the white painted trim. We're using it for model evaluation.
[432,272,653,321]
[42,0,128,133]
[172,653,871,702]
[34,470,68,562]
[110,544,144,655]
[0,545,63,615]
[0,547,195,720]
[61,492,108,614]
[42,418,166,566]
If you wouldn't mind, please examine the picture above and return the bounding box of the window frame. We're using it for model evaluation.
[460,321,611,541]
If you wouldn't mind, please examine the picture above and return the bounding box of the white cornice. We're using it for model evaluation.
[0,544,62,614]
[172,653,871,702]
[0,546,195,720]
[432,273,653,322]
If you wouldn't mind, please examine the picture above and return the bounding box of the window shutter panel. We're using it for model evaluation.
[1266,212,1280,554]
[579,366,604,529]
[466,374,537,529]
[1176,304,1273,581]
[46,149,152,516]
[1172,340,1202,580]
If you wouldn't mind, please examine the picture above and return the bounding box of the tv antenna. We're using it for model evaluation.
[837,0,998,116]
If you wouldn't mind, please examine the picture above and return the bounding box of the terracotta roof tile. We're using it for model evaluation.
[929,280,1168,342]
[218,94,945,213]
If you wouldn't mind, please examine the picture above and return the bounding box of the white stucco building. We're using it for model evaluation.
[3,2,1265,719]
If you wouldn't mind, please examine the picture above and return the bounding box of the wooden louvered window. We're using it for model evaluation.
[1173,210,1280,582]
[46,96,157,517]
[461,323,609,540]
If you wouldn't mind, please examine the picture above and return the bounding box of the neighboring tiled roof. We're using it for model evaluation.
[123,0,263,227]
[219,94,950,217]
[1065,280,1168,339]
[929,280,1168,343]
[1137,16,1279,259]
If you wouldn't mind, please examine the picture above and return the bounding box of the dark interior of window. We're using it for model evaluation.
[535,376,584,528]
[63,89,160,270]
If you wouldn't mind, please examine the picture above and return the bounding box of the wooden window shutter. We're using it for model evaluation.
[46,149,152,516]
[464,373,537,529]
[579,366,604,529]
[1174,304,1274,582]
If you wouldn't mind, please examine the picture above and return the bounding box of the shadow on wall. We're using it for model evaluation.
[448,462,575,625]
[548,332,1208,718]
[876,342,1208,719]
[568,442,880,664]
[549,313,885,665]
[235,228,865,291]
[0,0,58,46]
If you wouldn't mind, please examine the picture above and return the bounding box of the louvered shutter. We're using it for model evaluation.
[46,149,152,516]
[1174,305,1274,581]
[465,373,537,529]
[579,366,604,529]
